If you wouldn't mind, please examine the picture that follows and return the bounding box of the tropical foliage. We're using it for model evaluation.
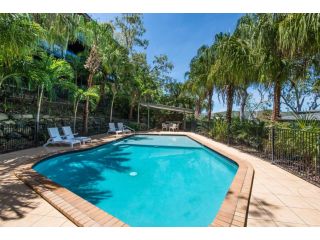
[186,13,320,129]
[1,13,320,136]
[0,13,187,134]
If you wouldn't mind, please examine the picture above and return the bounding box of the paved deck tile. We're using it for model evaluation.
[1,132,320,227]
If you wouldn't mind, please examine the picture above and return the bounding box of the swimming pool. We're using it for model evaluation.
[34,134,238,227]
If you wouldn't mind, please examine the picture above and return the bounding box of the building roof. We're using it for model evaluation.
[140,103,194,114]
[280,111,320,121]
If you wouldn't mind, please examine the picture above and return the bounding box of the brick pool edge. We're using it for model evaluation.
[15,132,254,227]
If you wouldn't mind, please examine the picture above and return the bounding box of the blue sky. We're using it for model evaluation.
[91,13,243,112]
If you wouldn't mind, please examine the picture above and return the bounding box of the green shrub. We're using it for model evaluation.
[209,118,228,143]
[230,118,267,149]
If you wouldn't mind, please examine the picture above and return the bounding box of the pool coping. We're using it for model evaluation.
[14,132,254,227]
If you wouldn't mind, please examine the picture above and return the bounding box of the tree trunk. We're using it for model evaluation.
[83,98,89,135]
[83,73,93,134]
[226,85,234,127]
[110,94,115,123]
[99,83,105,108]
[137,102,140,124]
[63,31,70,59]
[35,84,44,143]
[207,89,213,121]
[226,84,234,145]
[73,101,79,133]
[194,99,201,119]
[272,80,281,122]
[240,88,248,121]
[129,102,134,120]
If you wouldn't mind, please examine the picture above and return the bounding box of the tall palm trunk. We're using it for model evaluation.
[73,100,79,133]
[129,93,137,120]
[129,103,134,120]
[35,84,44,143]
[207,89,213,121]
[272,80,281,122]
[99,83,105,108]
[239,88,248,121]
[226,84,234,144]
[83,73,93,134]
[226,84,234,126]
[110,93,115,122]
[194,98,201,119]
[137,102,140,124]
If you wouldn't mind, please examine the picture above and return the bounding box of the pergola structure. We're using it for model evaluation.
[139,102,194,130]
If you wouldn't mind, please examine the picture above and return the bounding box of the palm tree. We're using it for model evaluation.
[99,43,129,122]
[185,45,215,120]
[182,75,206,119]
[31,13,84,58]
[0,14,43,91]
[249,14,290,122]
[278,13,320,103]
[197,45,216,121]
[79,20,114,134]
[70,84,100,132]
[211,31,254,130]
[26,51,74,138]
[0,14,42,67]
[278,14,320,60]
[128,53,152,120]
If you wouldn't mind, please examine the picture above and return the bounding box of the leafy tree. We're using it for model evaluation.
[152,54,174,90]
[127,53,156,120]
[281,72,320,112]
[114,14,150,120]
[114,13,149,55]
[99,41,130,121]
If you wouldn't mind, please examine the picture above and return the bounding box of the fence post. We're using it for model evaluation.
[271,126,275,164]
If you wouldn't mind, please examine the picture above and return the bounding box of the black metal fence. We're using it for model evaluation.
[266,128,320,185]
[194,120,320,186]
[2,117,320,186]
[0,118,108,154]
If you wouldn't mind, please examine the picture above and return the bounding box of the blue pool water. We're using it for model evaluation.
[34,135,238,226]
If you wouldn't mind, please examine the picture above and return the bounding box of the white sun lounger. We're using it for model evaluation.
[62,126,92,145]
[43,127,81,148]
[107,123,123,135]
[117,122,135,134]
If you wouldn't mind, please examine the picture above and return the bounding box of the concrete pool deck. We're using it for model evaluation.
[1,132,320,227]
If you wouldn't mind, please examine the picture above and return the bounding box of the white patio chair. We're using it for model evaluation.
[107,122,123,135]
[162,123,168,131]
[169,123,178,132]
[62,126,92,145]
[43,127,81,148]
[117,122,135,134]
